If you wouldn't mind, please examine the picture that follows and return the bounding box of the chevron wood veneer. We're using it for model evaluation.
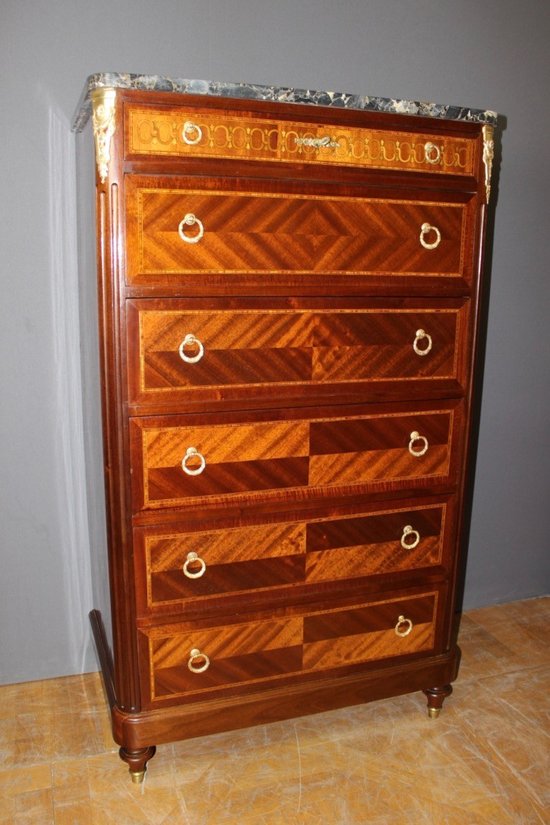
[76,82,495,781]
[126,184,470,279]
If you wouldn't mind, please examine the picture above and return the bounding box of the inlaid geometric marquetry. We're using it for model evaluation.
[149,616,303,700]
[125,183,469,280]
[141,522,306,610]
[135,502,449,613]
[128,304,467,402]
[131,408,457,510]
[126,106,477,176]
[80,82,494,780]
[143,591,438,703]
[305,503,447,583]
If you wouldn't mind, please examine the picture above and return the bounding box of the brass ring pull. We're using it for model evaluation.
[419,223,441,250]
[178,334,205,364]
[408,431,429,457]
[395,615,414,637]
[181,447,206,476]
[424,142,441,164]
[400,525,421,550]
[413,329,433,356]
[182,551,207,579]
[187,648,210,673]
[178,213,204,244]
[182,121,203,145]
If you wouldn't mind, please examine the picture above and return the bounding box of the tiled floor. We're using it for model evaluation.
[1,597,549,824]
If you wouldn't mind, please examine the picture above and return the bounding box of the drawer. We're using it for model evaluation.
[130,402,463,512]
[134,498,455,615]
[125,178,475,287]
[125,104,478,176]
[127,299,469,410]
[140,590,440,706]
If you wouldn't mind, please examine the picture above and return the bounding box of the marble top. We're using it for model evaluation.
[72,72,497,132]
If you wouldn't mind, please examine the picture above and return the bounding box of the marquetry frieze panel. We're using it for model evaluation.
[125,105,478,176]
[125,181,472,283]
[130,406,461,511]
[134,500,452,615]
[127,301,469,407]
[142,591,438,704]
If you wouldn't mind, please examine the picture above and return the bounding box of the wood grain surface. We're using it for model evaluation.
[128,301,469,409]
[126,184,468,281]
[133,500,451,614]
[143,591,438,704]
[131,406,459,511]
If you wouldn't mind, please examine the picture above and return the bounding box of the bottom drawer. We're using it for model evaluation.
[140,590,440,706]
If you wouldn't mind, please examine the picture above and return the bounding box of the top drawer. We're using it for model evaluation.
[125,104,479,177]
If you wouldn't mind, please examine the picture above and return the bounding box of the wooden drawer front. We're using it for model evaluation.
[126,105,477,176]
[130,406,460,511]
[128,301,468,406]
[135,501,451,614]
[143,591,438,704]
[305,502,450,584]
[125,181,470,283]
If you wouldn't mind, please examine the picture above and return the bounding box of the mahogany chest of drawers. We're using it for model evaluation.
[73,75,496,781]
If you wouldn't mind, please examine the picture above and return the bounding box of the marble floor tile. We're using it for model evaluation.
[0,596,548,824]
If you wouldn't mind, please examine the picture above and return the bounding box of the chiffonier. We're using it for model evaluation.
[73,74,497,782]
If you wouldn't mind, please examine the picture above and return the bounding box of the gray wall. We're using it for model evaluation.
[1,0,549,684]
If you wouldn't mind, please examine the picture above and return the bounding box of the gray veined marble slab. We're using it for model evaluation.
[72,72,498,132]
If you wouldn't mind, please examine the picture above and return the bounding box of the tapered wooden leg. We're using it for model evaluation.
[119,746,157,783]
[423,685,453,718]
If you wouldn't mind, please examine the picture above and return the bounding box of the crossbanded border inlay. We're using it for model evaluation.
[134,306,464,395]
[128,108,476,175]
[139,502,448,609]
[129,186,468,278]
[135,409,455,509]
[145,591,438,701]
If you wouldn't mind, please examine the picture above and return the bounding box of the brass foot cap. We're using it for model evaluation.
[428,707,441,719]
[130,770,145,784]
